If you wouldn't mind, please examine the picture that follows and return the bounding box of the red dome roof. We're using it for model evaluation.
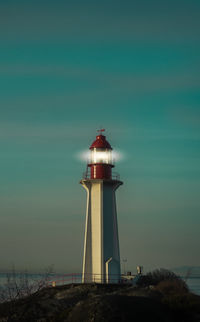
[90,135,112,150]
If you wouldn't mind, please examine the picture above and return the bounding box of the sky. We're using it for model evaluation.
[0,0,200,273]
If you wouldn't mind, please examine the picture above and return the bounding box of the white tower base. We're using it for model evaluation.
[81,179,122,284]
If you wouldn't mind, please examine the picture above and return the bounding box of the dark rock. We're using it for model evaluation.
[0,283,199,322]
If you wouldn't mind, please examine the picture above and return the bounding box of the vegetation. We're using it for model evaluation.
[137,268,200,322]
[137,268,188,289]
[0,265,54,303]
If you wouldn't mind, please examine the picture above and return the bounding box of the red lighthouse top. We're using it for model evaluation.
[87,130,114,180]
[90,134,112,150]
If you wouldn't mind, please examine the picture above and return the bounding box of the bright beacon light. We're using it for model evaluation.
[76,149,125,163]
[91,149,113,164]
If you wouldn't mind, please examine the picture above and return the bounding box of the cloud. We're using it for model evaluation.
[0,122,92,141]
[0,121,131,144]
[0,0,200,44]
[0,62,199,94]
[169,107,200,127]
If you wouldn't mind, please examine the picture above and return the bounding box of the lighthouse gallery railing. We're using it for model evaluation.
[82,171,120,180]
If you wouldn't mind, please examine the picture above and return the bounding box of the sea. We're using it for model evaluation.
[185,277,200,295]
[0,273,199,295]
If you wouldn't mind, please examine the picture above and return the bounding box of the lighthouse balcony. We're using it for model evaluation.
[82,171,120,181]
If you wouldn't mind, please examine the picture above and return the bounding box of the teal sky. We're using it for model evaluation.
[0,0,200,273]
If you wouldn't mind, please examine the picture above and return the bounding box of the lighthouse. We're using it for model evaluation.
[80,130,123,283]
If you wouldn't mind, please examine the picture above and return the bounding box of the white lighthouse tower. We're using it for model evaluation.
[80,130,123,283]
